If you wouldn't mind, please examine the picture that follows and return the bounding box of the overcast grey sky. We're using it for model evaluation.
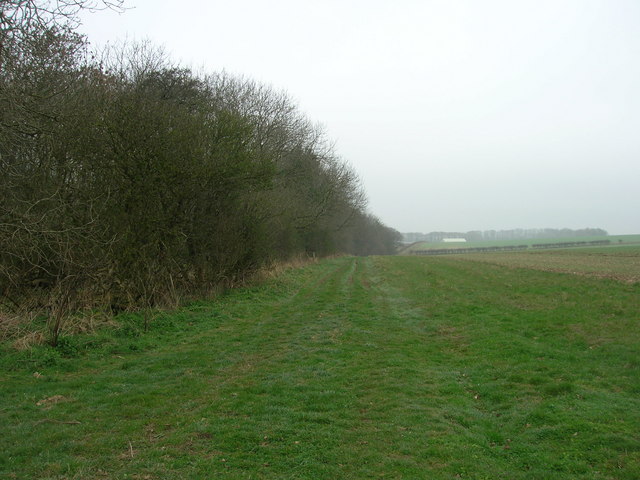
[80,0,640,234]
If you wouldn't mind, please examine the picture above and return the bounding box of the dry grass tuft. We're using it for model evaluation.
[1,310,42,342]
[259,254,318,280]
[2,307,116,349]
[12,330,47,350]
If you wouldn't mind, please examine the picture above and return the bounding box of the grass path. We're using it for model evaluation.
[1,256,639,479]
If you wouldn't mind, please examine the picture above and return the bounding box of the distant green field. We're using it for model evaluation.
[1,253,639,478]
[400,234,640,254]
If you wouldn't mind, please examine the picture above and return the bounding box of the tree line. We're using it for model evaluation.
[0,0,401,330]
[403,228,608,243]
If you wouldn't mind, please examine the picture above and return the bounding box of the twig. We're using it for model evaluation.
[35,419,81,425]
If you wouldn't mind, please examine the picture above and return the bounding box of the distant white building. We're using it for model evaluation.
[442,238,467,243]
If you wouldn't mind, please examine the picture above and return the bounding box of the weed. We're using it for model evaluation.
[53,336,79,357]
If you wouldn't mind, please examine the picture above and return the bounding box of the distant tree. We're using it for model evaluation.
[466,230,483,242]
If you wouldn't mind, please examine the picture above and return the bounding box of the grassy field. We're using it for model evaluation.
[1,251,639,479]
[399,234,640,254]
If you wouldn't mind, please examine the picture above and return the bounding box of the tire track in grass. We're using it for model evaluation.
[188,255,435,478]
[211,256,383,479]
[334,256,469,477]
[226,255,474,478]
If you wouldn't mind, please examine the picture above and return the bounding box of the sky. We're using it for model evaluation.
[79,0,640,234]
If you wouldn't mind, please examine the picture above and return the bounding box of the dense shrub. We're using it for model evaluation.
[0,1,401,331]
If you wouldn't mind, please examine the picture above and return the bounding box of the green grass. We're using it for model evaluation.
[1,254,639,478]
[400,234,640,253]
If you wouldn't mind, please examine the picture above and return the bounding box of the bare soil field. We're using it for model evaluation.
[455,246,640,283]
